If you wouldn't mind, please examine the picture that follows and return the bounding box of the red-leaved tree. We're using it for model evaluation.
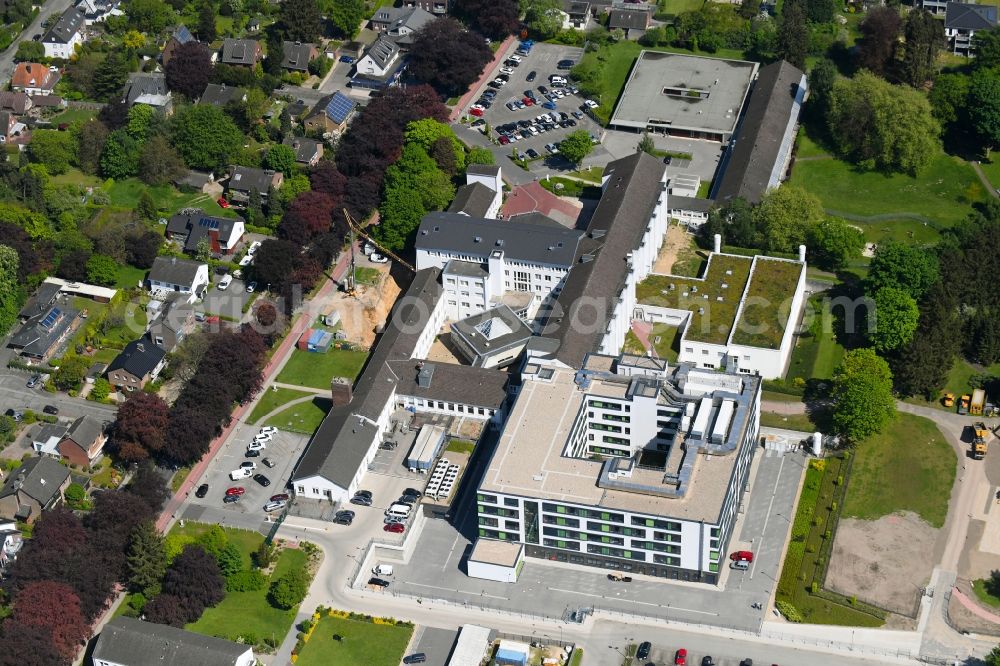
[12,581,90,660]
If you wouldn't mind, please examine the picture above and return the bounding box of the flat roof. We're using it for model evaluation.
[610,51,757,137]
[469,538,523,567]
[478,364,752,523]
[451,305,533,357]
[635,253,803,348]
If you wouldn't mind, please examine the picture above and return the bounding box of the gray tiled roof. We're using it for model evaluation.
[107,339,166,379]
[148,256,204,288]
[466,164,500,177]
[543,151,666,368]
[9,303,78,358]
[43,8,85,44]
[228,166,276,193]
[18,281,61,320]
[199,83,245,107]
[64,415,104,449]
[447,182,496,218]
[220,38,260,65]
[443,259,487,278]
[94,617,251,666]
[281,41,315,71]
[167,209,242,252]
[416,211,582,267]
[669,195,715,212]
[123,72,167,106]
[283,137,322,163]
[946,1,998,30]
[451,304,533,359]
[364,35,400,69]
[608,8,650,30]
[713,60,806,205]
[0,456,69,508]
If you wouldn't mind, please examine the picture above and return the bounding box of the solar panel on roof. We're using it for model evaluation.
[40,308,61,328]
[325,93,355,124]
[198,217,220,229]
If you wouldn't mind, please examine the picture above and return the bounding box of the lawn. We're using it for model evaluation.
[276,348,369,390]
[843,413,956,528]
[568,166,603,183]
[539,177,601,198]
[247,387,313,424]
[972,579,1000,609]
[760,411,817,432]
[785,295,846,382]
[295,616,414,666]
[170,466,191,493]
[657,0,705,14]
[794,129,832,159]
[852,218,942,247]
[788,148,985,228]
[49,107,98,125]
[354,267,380,285]
[115,264,148,290]
[978,157,1000,191]
[446,438,475,454]
[265,397,330,435]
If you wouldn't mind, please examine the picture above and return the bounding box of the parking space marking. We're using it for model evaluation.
[545,587,719,616]
[404,581,510,601]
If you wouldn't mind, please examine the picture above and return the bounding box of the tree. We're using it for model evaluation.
[135,190,158,220]
[162,544,225,617]
[126,463,171,512]
[466,146,495,166]
[408,18,493,97]
[196,0,217,42]
[100,129,141,179]
[866,240,939,300]
[0,620,67,666]
[559,130,595,166]
[832,348,896,442]
[857,6,902,77]
[929,72,970,125]
[806,218,864,271]
[264,144,297,176]
[751,185,825,253]
[524,0,562,40]
[826,70,941,175]
[637,133,656,156]
[280,0,321,42]
[165,41,212,100]
[64,483,87,510]
[268,568,309,609]
[901,10,942,88]
[144,593,189,627]
[216,542,243,577]
[74,120,109,175]
[86,253,118,286]
[27,130,75,175]
[455,0,519,39]
[971,68,1000,156]
[139,135,185,187]
[405,119,465,172]
[776,0,807,70]
[126,521,166,597]
[253,541,276,568]
[90,377,111,401]
[0,203,50,240]
[109,391,170,463]
[377,142,454,250]
[52,356,90,391]
[170,105,244,171]
[975,28,1000,70]
[0,245,20,336]
[126,0,176,32]
[91,52,129,102]
[803,0,835,23]
[807,58,838,120]
[327,0,364,38]
[870,287,919,353]
[279,191,334,244]
[14,40,44,63]
[254,300,278,327]
[12,581,89,660]
[988,645,1000,666]
[125,228,162,268]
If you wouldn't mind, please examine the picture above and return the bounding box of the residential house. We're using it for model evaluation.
[11,63,59,96]
[921,0,949,15]
[122,72,172,114]
[42,8,86,59]
[32,422,68,457]
[283,137,323,166]
[226,166,283,204]
[7,303,80,362]
[147,256,210,302]
[17,281,62,322]
[608,6,651,37]
[0,457,71,524]
[199,83,246,107]
[106,338,167,392]
[945,1,998,56]
[281,41,317,72]
[303,92,356,134]
[0,521,23,575]
[368,6,435,45]
[351,36,406,90]
[220,38,262,66]
[30,94,65,111]
[0,92,32,115]
[58,416,107,468]
[166,209,245,255]
[147,295,194,352]
[93,617,255,666]
[76,0,122,24]
[173,170,220,194]
[161,24,195,66]
[562,1,591,28]
[0,112,26,144]
[402,0,450,15]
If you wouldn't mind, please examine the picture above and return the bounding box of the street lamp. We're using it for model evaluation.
[608,645,632,665]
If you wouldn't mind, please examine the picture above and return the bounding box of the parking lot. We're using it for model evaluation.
[466,43,602,167]
[200,275,256,320]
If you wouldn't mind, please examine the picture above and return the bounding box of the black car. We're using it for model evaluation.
[253,474,271,487]
[350,495,373,506]
[403,654,427,664]
[223,494,240,504]
[245,449,260,458]
[488,81,502,89]
[538,85,549,94]
[701,657,716,666]
[557,59,575,69]
[195,484,209,498]
[526,70,537,82]
[526,148,540,159]
[334,510,355,525]
[42,405,58,415]
[356,489,373,498]
[262,457,276,468]
[637,642,652,661]
[368,577,390,588]
[403,488,423,498]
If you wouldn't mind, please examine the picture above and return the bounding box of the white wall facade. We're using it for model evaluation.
[765,73,806,193]
[43,33,82,59]
[467,558,521,583]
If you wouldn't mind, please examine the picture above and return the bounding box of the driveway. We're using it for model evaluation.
[201,277,255,320]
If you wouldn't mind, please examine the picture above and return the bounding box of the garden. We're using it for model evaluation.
[265,397,331,436]
[275,347,369,390]
[292,609,414,666]
[247,387,315,424]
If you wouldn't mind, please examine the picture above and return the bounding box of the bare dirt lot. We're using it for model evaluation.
[826,511,937,616]
[326,268,400,347]
[653,223,690,274]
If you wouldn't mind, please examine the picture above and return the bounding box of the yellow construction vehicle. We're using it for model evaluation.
[971,388,987,416]
[959,394,971,415]
[943,393,955,408]
[973,421,990,460]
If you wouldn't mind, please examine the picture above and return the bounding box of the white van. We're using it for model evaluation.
[230,468,253,480]
[385,503,411,519]
[731,559,749,571]
[372,564,394,576]
[218,274,233,291]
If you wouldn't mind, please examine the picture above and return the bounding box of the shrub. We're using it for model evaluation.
[226,570,267,592]
[776,600,804,622]
[269,569,309,610]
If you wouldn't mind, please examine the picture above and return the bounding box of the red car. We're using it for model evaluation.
[523,97,534,106]
[225,487,245,496]
[674,648,687,665]
[498,135,510,145]
[270,493,290,503]
[469,107,484,117]
[730,550,754,562]
[384,523,405,533]
[217,197,230,209]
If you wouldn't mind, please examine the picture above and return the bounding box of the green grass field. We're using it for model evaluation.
[49,107,98,126]
[785,295,846,382]
[760,411,817,432]
[852,218,942,246]
[446,438,475,454]
[978,158,1000,190]
[114,264,147,289]
[354,267,380,285]
[247,387,313,424]
[265,397,330,435]
[843,413,956,528]
[276,348,369,390]
[657,0,705,14]
[789,149,985,228]
[294,616,413,666]
[972,578,1000,608]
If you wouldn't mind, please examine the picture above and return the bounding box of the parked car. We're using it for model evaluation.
[403,488,423,498]
[26,374,40,388]
[223,494,240,504]
[42,405,58,415]
[255,431,275,444]
[226,487,245,496]
[239,254,253,267]
[542,101,557,110]
[674,648,687,665]
[403,653,427,664]
[637,642,652,660]
[247,240,262,255]
[334,510,355,525]
[258,426,278,436]
[368,577,390,588]
[339,55,355,63]
[469,107,484,117]
[262,457,276,468]
[270,493,290,502]
[701,657,716,666]
[218,274,233,290]
[245,449,260,458]
[247,441,266,451]
[264,500,286,512]
[730,550,754,562]
[351,495,373,506]
[217,197,230,209]
[384,522,405,533]
[195,484,209,498]
[526,70,536,82]
[246,281,257,293]
[239,461,256,470]
[557,59,575,69]
[525,148,540,160]
[253,474,271,487]
[545,143,559,154]
[370,253,389,264]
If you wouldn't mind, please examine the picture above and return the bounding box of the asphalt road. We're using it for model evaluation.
[0,372,117,422]
[0,0,76,86]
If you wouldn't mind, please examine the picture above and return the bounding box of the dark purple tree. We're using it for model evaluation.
[165,41,212,99]
[12,581,90,660]
[407,19,493,97]
[0,621,67,666]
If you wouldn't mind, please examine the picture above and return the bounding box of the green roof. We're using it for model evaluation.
[636,253,803,348]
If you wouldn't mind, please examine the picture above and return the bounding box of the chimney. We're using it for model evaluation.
[136,342,144,352]
[713,233,721,253]
[330,377,353,406]
[798,244,806,262]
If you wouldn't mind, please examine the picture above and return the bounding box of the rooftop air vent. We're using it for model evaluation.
[690,285,698,293]
[474,236,482,243]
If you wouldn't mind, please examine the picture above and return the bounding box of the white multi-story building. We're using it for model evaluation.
[476,353,761,584]
[42,8,86,59]
[415,211,582,323]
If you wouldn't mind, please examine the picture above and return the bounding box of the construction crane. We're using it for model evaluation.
[342,209,416,296]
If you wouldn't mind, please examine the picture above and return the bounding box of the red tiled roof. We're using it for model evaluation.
[501,181,582,225]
